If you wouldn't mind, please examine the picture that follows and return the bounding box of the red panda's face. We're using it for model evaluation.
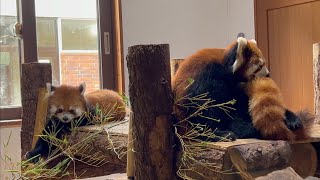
[47,83,87,123]
[232,38,270,81]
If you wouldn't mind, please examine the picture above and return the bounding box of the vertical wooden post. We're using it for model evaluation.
[313,43,320,123]
[21,62,52,156]
[127,44,176,180]
[127,112,134,179]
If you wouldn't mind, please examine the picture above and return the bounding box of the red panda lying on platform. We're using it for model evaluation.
[245,77,314,141]
[47,83,126,123]
[26,83,126,162]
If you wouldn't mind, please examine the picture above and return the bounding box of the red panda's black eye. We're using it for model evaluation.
[69,109,76,114]
[56,109,63,113]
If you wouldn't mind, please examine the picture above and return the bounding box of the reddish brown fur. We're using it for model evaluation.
[48,85,126,122]
[245,77,314,141]
[49,85,87,113]
[172,41,262,99]
[294,110,315,140]
[85,89,126,121]
[172,48,225,98]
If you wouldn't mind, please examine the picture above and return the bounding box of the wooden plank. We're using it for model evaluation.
[81,123,320,151]
[314,43,320,123]
[21,63,52,156]
[208,125,320,150]
[32,88,49,149]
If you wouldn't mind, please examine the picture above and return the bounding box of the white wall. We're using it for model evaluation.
[0,0,96,18]
[121,0,255,95]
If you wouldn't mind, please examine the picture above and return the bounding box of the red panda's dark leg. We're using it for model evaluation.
[285,109,303,130]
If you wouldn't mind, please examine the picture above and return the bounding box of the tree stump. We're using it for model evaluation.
[21,62,52,156]
[127,44,176,180]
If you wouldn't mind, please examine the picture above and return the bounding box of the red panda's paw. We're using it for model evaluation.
[284,109,303,130]
[215,130,238,142]
[290,110,315,140]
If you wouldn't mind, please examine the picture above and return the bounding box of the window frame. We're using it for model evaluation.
[0,0,124,121]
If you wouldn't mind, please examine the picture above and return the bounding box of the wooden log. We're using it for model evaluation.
[127,112,134,179]
[255,167,303,180]
[127,44,176,180]
[32,88,49,149]
[314,43,320,123]
[289,143,318,178]
[21,62,52,156]
[49,127,127,179]
[228,141,291,172]
[179,148,240,180]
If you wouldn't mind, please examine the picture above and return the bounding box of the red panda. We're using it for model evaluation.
[245,77,314,141]
[47,82,126,123]
[26,83,126,162]
[172,37,271,141]
[173,37,269,100]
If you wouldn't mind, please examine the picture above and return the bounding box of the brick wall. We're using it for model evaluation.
[60,53,100,93]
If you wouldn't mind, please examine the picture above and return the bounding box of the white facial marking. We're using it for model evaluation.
[255,66,270,77]
[56,112,74,123]
[250,39,257,44]
[233,37,248,73]
[49,105,57,116]
[75,107,84,117]
[245,65,259,78]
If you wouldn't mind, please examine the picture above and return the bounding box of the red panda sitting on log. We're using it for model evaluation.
[245,77,314,141]
[172,36,311,142]
[172,37,271,141]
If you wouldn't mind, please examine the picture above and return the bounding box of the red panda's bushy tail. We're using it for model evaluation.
[294,110,316,140]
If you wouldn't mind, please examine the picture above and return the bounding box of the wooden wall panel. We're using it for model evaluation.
[268,2,315,112]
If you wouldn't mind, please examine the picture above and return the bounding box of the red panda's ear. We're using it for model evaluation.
[46,83,55,95]
[250,39,257,44]
[79,82,86,95]
[232,37,248,73]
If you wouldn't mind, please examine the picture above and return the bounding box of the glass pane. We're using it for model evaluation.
[35,0,100,92]
[0,0,21,107]
[61,19,98,50]
[36,17,60,86]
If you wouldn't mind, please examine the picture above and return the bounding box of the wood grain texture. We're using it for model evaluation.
[127,44,176,180]
[228,141,292,172]
[32,88,49,149]
[314,43,320,123]
[255,167,303,180]
[255,0,320,63]
[289,143,317,178]
[21,63,52,156]
[267,1,320,112]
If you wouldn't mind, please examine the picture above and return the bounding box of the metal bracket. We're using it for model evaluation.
[13,22,22,39]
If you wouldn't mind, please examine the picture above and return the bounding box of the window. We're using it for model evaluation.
[61,19,98,51]
[0,16,21,108]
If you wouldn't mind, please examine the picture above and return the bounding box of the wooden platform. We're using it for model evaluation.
[77,122,320,179]
[209,125,320,151]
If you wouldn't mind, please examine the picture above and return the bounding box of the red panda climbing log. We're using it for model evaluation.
[245,77,315,141]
